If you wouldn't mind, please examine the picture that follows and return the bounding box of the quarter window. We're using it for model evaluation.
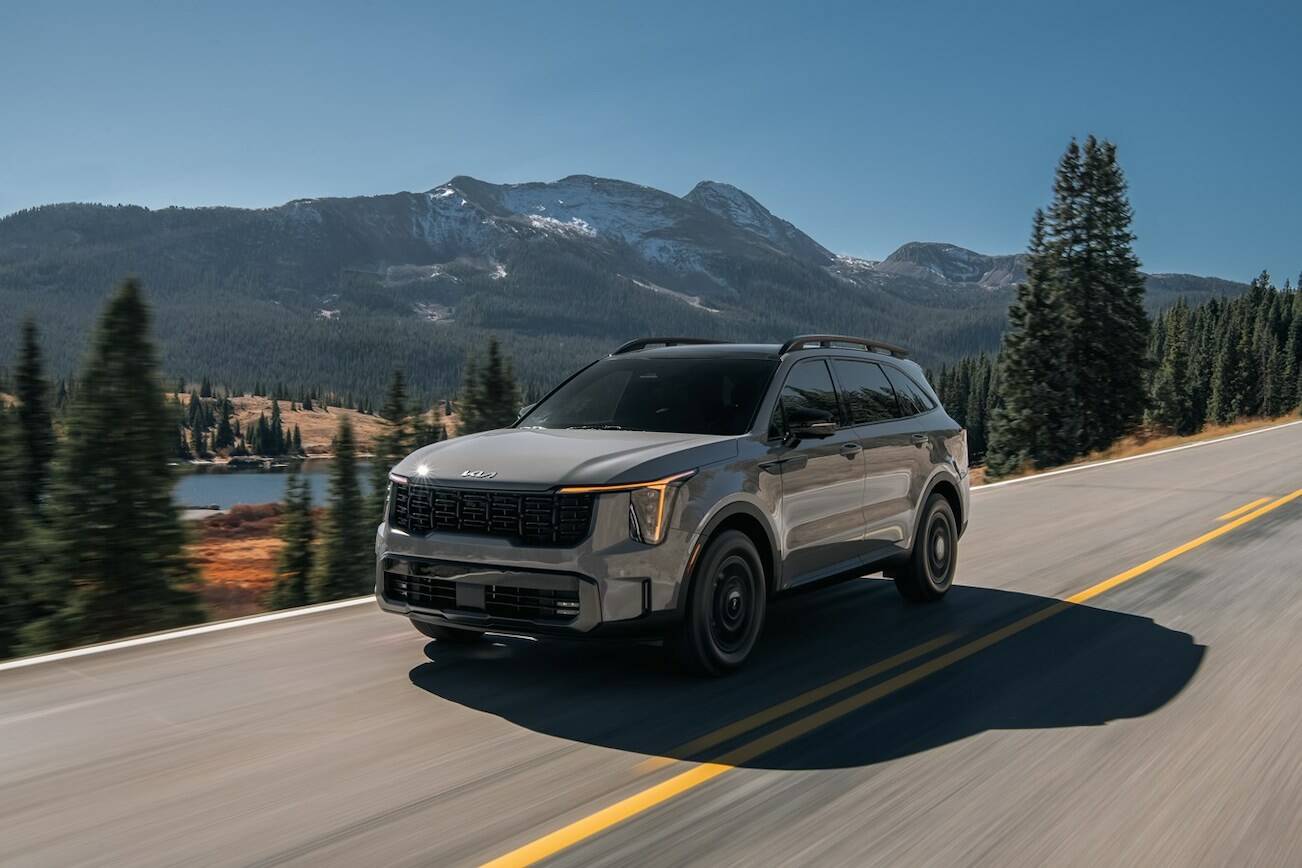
[882,366,936,417]
[831,359,901,424]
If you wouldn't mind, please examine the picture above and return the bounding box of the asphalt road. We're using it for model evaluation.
[4,422,1302,867]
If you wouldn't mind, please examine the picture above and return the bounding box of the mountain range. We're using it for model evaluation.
[0,175,1249,399]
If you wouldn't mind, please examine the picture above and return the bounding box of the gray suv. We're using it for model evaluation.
[376,335,969,674]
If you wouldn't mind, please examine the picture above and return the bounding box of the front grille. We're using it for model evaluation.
[390,481,595,546]
[384,570,580,623]
[486,585,581,621]
[385,572,456,609]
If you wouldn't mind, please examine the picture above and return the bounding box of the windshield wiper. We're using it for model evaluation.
[564,423,630,430]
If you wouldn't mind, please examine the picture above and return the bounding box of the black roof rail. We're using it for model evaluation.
[610,337,729,355]
[779,334,909,358]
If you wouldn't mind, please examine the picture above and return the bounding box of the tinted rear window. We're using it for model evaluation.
[519,357,777,436]
[832,359,901,424]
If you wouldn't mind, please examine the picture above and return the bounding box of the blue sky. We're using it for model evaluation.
[3,0,1299,281]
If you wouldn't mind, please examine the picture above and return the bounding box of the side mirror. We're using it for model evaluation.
[515,402,537,422]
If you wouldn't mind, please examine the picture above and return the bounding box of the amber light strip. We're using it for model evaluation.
[558,470,696,542]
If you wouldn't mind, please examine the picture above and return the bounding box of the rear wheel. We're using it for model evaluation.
[411,619,484,643]
[673,530,767,676]
[893,493,958,603]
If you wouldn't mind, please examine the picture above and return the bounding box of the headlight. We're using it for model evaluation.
[558,470,696,545]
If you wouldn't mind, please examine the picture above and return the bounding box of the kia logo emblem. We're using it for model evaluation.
[461,469,497,479]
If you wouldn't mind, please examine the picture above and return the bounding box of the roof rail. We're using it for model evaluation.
[610,337,729,355]
[779,334,909,358]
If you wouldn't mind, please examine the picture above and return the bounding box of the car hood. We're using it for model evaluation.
[391,428,740,489]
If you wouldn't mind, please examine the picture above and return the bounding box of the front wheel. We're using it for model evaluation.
[893,493,958,603]
[672,530,767,676]
[411,619,484,643]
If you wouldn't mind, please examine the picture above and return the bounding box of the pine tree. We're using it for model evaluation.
[310,417,371,601]
[0,408,35,657]
[1281,293,1302,410]
[15,319,55,508]
[269,470,314,609]
[372,370,412,519]
[458,338,522,435]
[291,424,303,455]
[270,400,285,455]
[20,279,202,651]
[213,397,235,450]
[987,211,1078,475]
[1085,138,1150,445]
[189,415,206,458]
[1146,301,1195,434]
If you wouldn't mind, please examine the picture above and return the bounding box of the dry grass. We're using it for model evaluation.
[976,413,1300,486]
[191,503,289,619]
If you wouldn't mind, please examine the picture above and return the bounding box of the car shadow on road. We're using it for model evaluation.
[407,579,1204,770]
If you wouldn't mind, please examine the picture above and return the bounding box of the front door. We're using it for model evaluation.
[768,359,868,585]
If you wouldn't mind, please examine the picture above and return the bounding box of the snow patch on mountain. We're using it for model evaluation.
[498,176,677,246]
[527,214,598,237]
[624,275,721,313]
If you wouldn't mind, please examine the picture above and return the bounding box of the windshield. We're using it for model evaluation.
[519,356,778,436]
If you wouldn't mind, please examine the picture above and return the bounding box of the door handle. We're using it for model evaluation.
[910,433,928,446]
[759,458,789,473]
[839,443,863,458]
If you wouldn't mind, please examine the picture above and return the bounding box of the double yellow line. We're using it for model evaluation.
[484,488,1302,868]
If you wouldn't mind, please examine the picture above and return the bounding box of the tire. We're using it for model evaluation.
[672,530,767,676]
[411,619,484,643]
[893,493,958,603]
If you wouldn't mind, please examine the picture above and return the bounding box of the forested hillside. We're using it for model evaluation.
[0,175,1249,403]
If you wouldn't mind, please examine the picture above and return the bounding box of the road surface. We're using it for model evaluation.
[4,422,1302,866]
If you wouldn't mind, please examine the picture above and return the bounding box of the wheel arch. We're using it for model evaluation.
[683,500,780,602]
[925,474,964,535]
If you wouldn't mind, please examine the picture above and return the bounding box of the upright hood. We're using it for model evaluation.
[391,428,740,489]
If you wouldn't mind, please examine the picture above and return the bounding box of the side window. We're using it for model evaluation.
[882,366,936,417]
[770,360,840,438]
[831,359,901,424]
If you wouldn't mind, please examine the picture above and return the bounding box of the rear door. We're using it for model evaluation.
[829,358,914,555]
[880,363,943,546]
[767,359,869,585]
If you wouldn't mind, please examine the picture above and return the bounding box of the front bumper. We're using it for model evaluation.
[374,491,698,638]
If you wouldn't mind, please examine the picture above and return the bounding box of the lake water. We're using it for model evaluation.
[175,460,376,509]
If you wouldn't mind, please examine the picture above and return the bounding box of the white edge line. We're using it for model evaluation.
[5,418,1300,672]
[0,597,375,673]
[972,419,1302,492]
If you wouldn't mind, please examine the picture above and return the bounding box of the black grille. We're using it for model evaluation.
[390,482,595,546]
[384,572,456,609]
[384,571,580,622]
[485,585,581,621]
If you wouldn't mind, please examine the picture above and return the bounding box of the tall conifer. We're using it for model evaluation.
[21,280,202,651]
[311,417,371,601]
[15,319,55,508]
[269,470,314,609]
